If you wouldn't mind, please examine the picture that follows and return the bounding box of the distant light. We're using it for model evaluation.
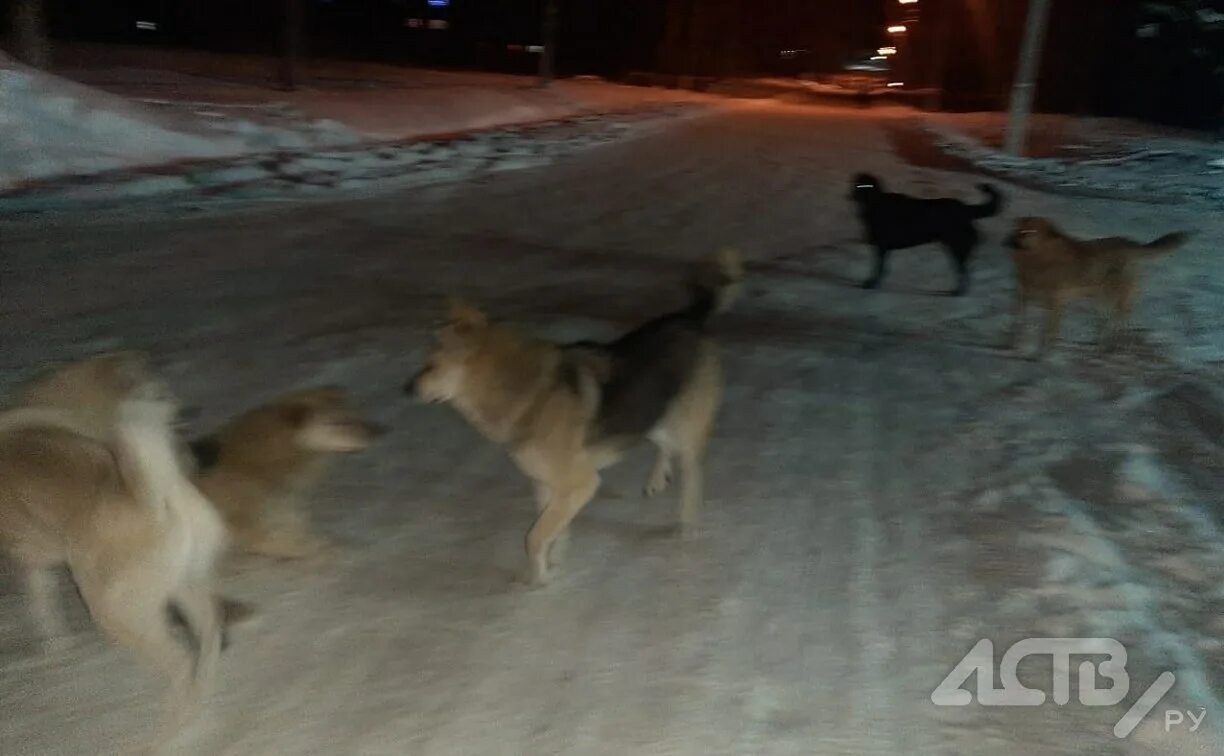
[878,46,897,56]
[427,0,449,6]
[526,45,544,53]
[135,20,158,31]
[887,81,905,88]
[887,25,907,33]
[899,0,919,4]
[405,17,423,27]
[870,55,887,61]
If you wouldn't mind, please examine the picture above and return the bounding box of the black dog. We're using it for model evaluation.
[849,173,1002,296]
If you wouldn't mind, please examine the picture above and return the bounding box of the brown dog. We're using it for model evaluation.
[407,250,742,585]
[0,354,226,739]
[191,387,383,561]
[1005,217,1191,357]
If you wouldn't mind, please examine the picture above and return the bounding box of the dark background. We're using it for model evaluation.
[2,0,1222,129]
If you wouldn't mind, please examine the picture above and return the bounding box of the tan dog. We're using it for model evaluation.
[407,250,742,585]
[1005,217,1191,356]
[19,350,199,471]
[0,355,226,737]
[191,387,383,561]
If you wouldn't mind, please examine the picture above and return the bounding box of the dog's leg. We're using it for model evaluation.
[644,432,675,497]
[532,481,569,569]
[171,581,222,695]
[1039,301,1065,358]
[949,244,972,296]
[525,468,598,585]
[23,566,72,652]
[84,578,202,735]
[677,445,705,535]
[1104,278,1136,352]
[862,247,889,289]
[1007,292,1028,350]
[242,511,338,562]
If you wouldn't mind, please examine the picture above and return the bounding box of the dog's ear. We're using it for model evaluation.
[447,299,488,332]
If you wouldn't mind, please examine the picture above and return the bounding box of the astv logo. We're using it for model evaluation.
[930,638,1189,738]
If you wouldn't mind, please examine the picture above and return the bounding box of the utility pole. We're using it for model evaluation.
[1004,0,1053,156]
[537,0,559,86]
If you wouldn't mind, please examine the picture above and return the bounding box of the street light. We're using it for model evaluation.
[887,25,907,33]
[899,0,919,4]
[878,46,897,55]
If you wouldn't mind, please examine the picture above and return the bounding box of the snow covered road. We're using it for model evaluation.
[1,102,1221,755]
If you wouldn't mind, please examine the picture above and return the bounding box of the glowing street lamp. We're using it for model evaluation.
[887,25,907,34]
[877,46,897,56]
[898,0,919,5]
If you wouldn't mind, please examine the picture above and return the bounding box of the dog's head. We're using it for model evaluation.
[274,387,384,453]
[849,173,882,202]
[1005,217,1059,251]
[406,301,491,405]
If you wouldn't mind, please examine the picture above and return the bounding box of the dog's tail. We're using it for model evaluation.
[1133,231,1193,258]
[970,183,1003,219]
[687,248,744,322]
[111,384,217,520]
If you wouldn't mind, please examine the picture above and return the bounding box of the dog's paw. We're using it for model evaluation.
[514,569,550,590]
[644,471,672,498]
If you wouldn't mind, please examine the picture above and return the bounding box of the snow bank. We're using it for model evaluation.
[0,46,713,193]
[0,52,369,192]
[0,53,239,190]
[922,117,1224,206]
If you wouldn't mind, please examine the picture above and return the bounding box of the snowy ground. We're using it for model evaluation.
[921,112,1224,207]
[0,101,1222,755]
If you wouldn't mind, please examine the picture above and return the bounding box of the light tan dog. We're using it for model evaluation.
[0,354,226,736]
[407,250,742,585]
[1005,217,1191,356]
[191,387,383,561]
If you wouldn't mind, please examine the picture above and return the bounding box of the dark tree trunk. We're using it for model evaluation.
[279,0,305,91]
[11,0,51,69]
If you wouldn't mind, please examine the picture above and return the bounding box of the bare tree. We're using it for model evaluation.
[11,0,51,69]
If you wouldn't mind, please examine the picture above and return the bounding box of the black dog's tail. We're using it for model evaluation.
[970,183,1003,219]
[686,248,744,322]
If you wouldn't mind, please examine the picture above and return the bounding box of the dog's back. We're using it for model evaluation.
[853,177,1001,250]
[574,249,742,446]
